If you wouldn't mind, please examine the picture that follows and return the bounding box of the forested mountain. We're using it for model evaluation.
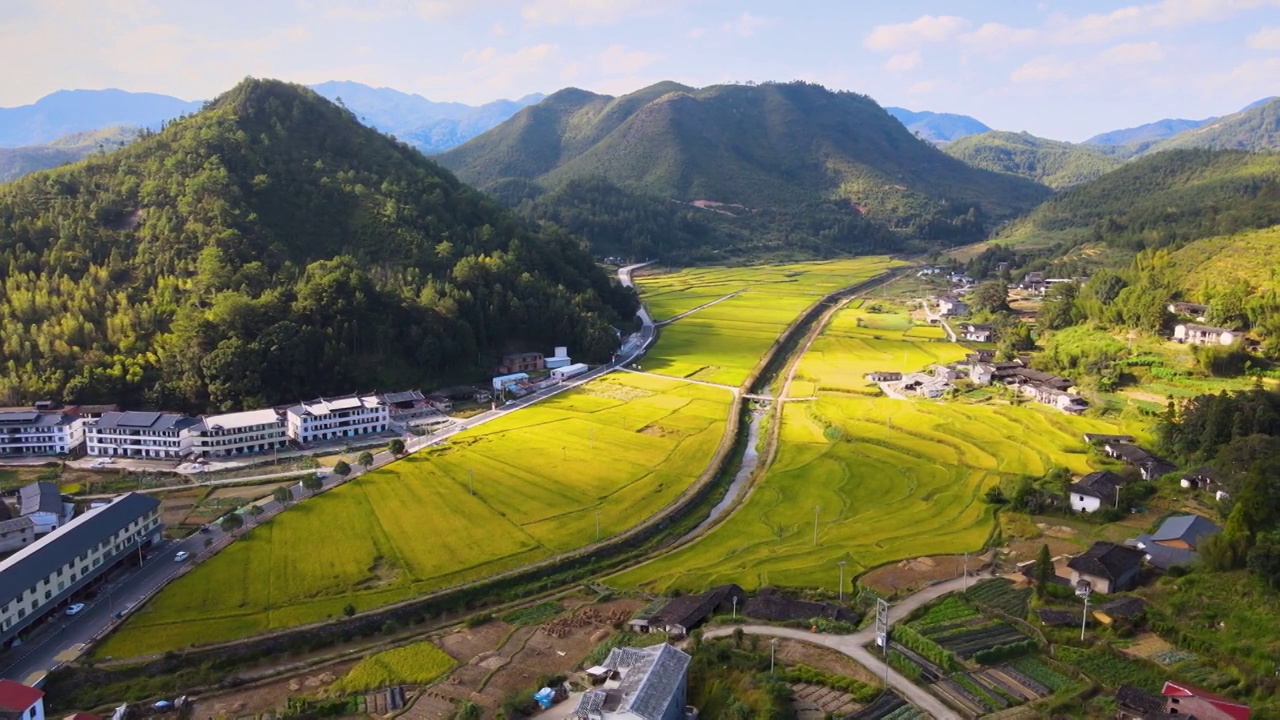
[0,126,138,183]
[943,131,1121,189]
[310,81,544,153]
[1148,98,1280,152]
[439,81,1049,255]
[0,78,636,411]
[1084,117,1211,149]
[996,149,1280,252]
[884,107,991,144]
[0,89,200,146]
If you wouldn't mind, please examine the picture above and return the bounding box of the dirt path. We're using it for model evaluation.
[655,291,742,326]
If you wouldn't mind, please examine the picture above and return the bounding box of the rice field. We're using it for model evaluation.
[611,304,1144,593]
[636,258,904,387]
[328,641,455,694]
[98,373,732,657]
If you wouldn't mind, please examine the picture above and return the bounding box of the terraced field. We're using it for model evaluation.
[612,304,1143,592]
[98,373,732,657]
[637,258,903,387]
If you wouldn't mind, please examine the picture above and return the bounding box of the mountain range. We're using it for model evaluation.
[884,107,992,144]
[0,89,201,147]
[0,79,633,410]
[0,125,139,183]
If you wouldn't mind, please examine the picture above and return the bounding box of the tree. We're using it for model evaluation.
[274,487,292,505]
[357,450,374,469]
[972,281,1010,314]
[1246,533,1280,589]
[1041,282,1082,330]
[247,504,265,523]
[1034,543,1053,598]
[342,603,356,617]
[302,475,323,493]
[455,702,481,720]
[220,513,244,534]
[388,438,406,455]
[333,460,351,477]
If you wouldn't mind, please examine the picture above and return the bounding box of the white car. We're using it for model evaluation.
[65,603,86,616]
[174,551,190,562]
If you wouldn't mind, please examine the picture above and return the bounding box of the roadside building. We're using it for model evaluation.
[19,482,72,535]
[189,409,287,459]
[497,352,545,374]
[0,410,84,457]
[0,517,35,555]
[551,363,590,382]
[1067,541,1146,594]
[1173,323,1236,346]
[378,390,438,424]
[545,346,573,369]
[285,396,388,445]
[85,411,198,458]
[1069,471,1125,513]
[0,492,162,649]
[572,643,691,720]
[491,373,530,392]
[424,393,453,413]
[641,585,746,637]
[0,680,44,720]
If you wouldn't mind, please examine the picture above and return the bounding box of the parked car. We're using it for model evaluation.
[174,551,190,562]
[65,603,86,616]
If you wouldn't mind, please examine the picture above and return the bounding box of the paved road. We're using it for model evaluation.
[704,574,989,720]
[1,262,659,683]
[655,290,740,326]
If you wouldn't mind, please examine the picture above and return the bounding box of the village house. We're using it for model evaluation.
[545,346,573,370]
[901,373,952,398]
[968,363,994,385]
[1179,466,1219,491]
[285,395,388,445]
[1129,514,1222,570]
[0,517,35,556]
[1167,301,1210,319]
[1173,323,1237,346]
[0,409,84,457]
[1160,682,1252,720]
[18,482,73,535]
[958,322,995,343]
[85,411,198,459]
[1104,442,1177,480]
[631,585,745,637]
[1067,541,1146,594]
[0,680,44,720]
[937,297,968,316]
[1069,471,1126,513]
[424,393,453,413]
[497,352,545,374]
[378,390,443,424]
[866,371,903,382]
[966,350,996,364]
[574,644,691,720]
[188,409,287,459]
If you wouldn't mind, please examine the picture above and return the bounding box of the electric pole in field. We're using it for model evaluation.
[595,510,602,541]
[1078,582,1092,641]
[876,598,890,687]
[468,467,475,495]
[770,638,779,674]
[813,505,821,546]
[837,560,847,603]
[963,552,969,591]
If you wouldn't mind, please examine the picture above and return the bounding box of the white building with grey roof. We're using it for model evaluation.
[285,395,388,444]
[0,410,84,456]
[0,492,161,649]
[85,411,199,458]
[18,482,73,535]
[576,644,692,720]
[188,408,287,458]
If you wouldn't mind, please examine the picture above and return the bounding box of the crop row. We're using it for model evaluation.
[910,597,980,628]
[965,578,1032,617]
[1007,656,1073,693]
[1055,646,1164,690]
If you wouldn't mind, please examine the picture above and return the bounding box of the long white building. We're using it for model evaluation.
[189,408,287,458]
[0,493,161,649]
[285,395,388,444]
[85,411,198,458]
[0,411,84,456]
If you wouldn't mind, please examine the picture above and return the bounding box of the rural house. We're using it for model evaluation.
[1115,684,1167,720]
[937,297,968,316]
[18,482,72,535]
[0,517,35,555]
[1067,541,1146,594]
[1103,442,1177,480]
[1161,682,1252,720]
[1069,471,1126,513]
[85,411,199,459]
[958,322,995,342]
[0,409,84,457]
[1092,597,1147,626]
[641,585,746,637]
[1082,433,1135,446]
[573,644,691,720]
[497,352,545,374]
[1180,466,1220,491]
[866,372,903,382]
[1167,301,1209,319]
[1129,514,1222,570]
[0,680,44,720]
[965,350,996,363]
[1173,323,1236,346]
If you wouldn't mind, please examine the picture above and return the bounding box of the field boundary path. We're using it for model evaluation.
[654,290,741,326]
[703,573,986,720]
[616,367,740,394]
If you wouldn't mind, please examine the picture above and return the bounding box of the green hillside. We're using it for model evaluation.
[943,131,1122,189]
[1166,226,1280,294]
[0,126,137,183]
[0,78,636,410]
[1151,98,1280,152]
[438,81,1050,251]
[995,149,1280,251]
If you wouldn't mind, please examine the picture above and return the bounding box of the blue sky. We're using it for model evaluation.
[3,0,1278,140]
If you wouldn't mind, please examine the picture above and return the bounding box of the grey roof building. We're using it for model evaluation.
[1130,514,1222,570]
[576,643,691,720]
[1067,541,1146,594]
[19,482,64,517]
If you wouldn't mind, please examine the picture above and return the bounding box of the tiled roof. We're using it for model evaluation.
[1115,684,1164,715]
[0,680,43,712]
[1130,535,1197,571]
[1162,681,1251,720]
[1097,596,1147,618]
[1151,514,1221,550]
[0,516,35,534]
[90,411,195,431]
[1067,541,1146,582]
[19,482,63,516]
[1070,471,1124,504]
[600,644,691,720]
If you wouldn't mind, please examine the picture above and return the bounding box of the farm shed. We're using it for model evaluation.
[1035,609,1078,627]
[491,373,529,391]
[647,584,745,637]
[551,363,590,381]
[1067,541,1146,594]
[1093,597,1146,626]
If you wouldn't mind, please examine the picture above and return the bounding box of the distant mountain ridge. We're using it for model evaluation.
[943,131,1122,189]
[1084,117,1213,147]
[0,89,201,147]
[884,107,991,144]
[1148,97,1280,153]
[0,126,138,182]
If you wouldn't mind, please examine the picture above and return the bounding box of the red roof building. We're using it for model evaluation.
[1162,681,1250,720]
[0,680,45,720]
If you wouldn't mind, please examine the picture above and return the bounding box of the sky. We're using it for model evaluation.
[2,0,1278,140]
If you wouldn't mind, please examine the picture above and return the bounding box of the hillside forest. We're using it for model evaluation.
[0,79,637,412]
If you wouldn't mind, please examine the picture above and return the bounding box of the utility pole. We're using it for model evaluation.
[963,552,969,591]
[469,467,475,495]
[1079,583,1092,642]
[595,510,602,541]
[813,505,821,546]
[837,560,847,603]
[732,595,738,619]
[770,638,779,674]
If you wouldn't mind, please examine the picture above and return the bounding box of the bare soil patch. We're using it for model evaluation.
[862,555,968,595]
[774,638,878,685]
[189,660,356,720]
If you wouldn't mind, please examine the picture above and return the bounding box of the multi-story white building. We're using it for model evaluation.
[189,409,287,459]
[85,411,198,458]
[0,492,161,649]
[0,679,45,720]
[285,396,388,444]
[0,411,84,456]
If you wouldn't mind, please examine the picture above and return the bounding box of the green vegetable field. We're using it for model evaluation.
[98,372,731,657]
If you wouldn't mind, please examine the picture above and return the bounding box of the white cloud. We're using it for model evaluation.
[1011,55,1075,83]
[1096,41,1165,64]
[597,44,662,75]
[299,0,462,22]
[864,15,971,51]
[958,22,1039,55]
[722,11,772,38]
[884,52,922,73]
[520,0,659,26]
[907,79,940,94]
[1248,25,1280,49]
[1047,0,1280,44]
